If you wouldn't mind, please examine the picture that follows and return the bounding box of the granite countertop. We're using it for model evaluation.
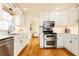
[0,31,27,40]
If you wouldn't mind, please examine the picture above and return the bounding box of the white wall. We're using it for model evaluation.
[31,15,40,37]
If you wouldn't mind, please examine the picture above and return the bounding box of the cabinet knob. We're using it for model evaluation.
[70,40,72,43]
[20,40,22,43]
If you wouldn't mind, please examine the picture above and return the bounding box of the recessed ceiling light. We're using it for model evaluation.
[56,8,60,10]
[24,8,28,10]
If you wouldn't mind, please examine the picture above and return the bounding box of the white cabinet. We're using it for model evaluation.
[71,35,78,56]
[54,12,62,27]
[14,37,22,56]
[39,10,69,27]
[64,34,73,52]
[0,4,2,20]
[57,34,64,48]
[14,34,27,56]
[39,26,44,48]
[64,34,79,56]
[61,11,68,26]
[57,33,79,56]
[68,7,78,26]
[0,10,2,20]
[39,12,54,26]
[54,11,68,27]
[21,35,27,49]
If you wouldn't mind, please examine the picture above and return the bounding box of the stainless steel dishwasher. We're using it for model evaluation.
[0,37,14,56]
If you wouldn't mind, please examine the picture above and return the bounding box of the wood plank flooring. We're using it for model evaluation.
[18,38,74,56]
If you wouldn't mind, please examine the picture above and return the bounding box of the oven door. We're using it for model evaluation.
[45,40,56,48]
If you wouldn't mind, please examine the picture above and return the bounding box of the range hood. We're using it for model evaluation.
[2,3,23,15]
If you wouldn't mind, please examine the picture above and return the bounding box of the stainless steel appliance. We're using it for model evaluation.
[43,21,56,48]
[43,21,54,28]
[44,33,57,48]
[0,37,14,56]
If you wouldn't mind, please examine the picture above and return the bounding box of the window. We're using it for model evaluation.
[0,10,13,30]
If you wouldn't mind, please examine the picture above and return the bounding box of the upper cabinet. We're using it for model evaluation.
[0,10,1,20]
[0,4,2,20]
[54,10,68,27]
[14,14,21,26]
[39,12,52,26]
[68,7,78,26]
[39,5,78,27]
[0,4,14,30]
[39,10,69,27]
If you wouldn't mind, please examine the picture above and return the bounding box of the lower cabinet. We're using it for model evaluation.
[64,34,79,56]
[57,33,79,56]
[14,35,27,56]
[14,39,22,56]
[39,26,44,48]
[57,34,64,48]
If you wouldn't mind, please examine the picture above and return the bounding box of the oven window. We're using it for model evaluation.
[46,41,56,45]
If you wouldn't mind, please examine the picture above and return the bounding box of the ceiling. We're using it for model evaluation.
[16,3,76,15]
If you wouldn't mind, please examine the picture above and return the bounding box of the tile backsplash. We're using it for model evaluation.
[52,25,78,35]
[53,27,65,33]
[68,25,78,35]
[0,30,8,35]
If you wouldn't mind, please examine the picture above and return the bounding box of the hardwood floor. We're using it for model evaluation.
[18,38,74,56]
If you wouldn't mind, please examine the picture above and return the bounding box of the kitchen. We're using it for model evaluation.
[0,3,79,56]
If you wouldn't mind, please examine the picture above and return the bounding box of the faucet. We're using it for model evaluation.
[8,26,15,34]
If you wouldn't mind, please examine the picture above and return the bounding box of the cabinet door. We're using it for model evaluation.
[57,34,64,48]
[64,35,72,51]
[69,8,78,26]
[65,34,79,56]
[21,36,27,49]
[0,10,1,20]
[14,35,27,56]
[55,11,68,27]
[39,12,54,26]
[54,12,62,27]
[0,4,2,20]
[14,39,22,56]
[60,11,68,26]
[57,38,64,48]
[71,35,78,56]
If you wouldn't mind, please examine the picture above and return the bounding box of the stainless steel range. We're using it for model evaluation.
[43,21,57,48]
